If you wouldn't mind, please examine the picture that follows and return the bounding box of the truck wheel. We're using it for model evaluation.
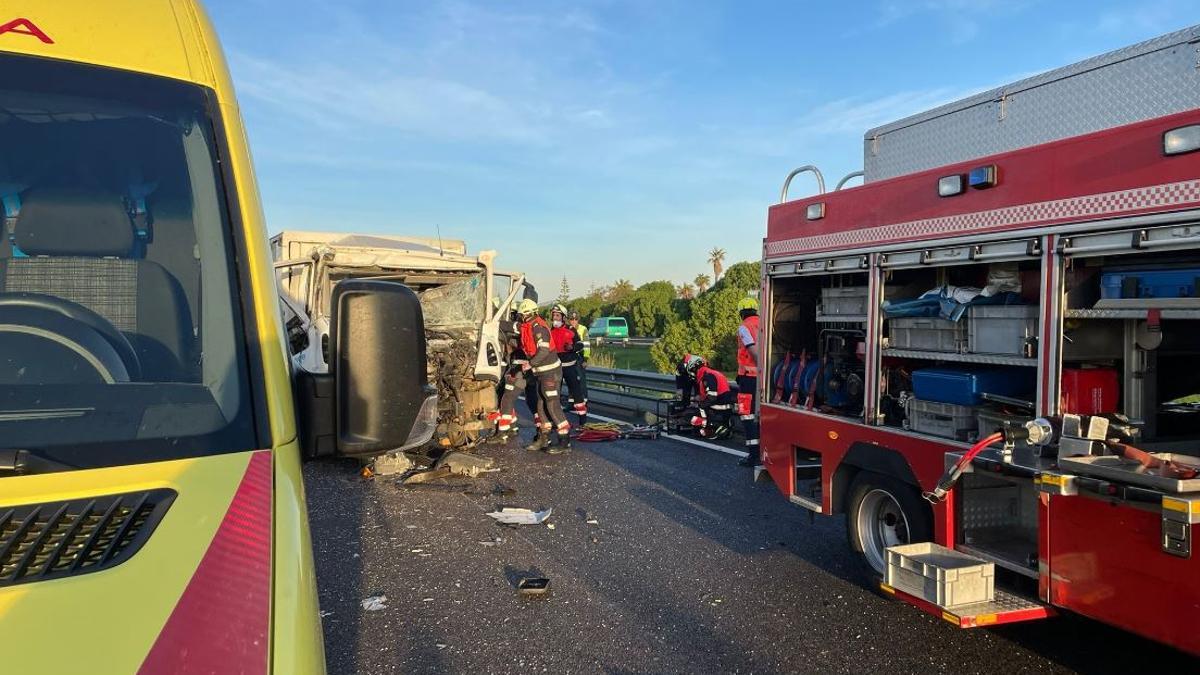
[845,472,932,576]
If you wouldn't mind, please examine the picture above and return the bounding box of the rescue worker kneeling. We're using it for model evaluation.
[681,355,737,440]
[516,299,571,454]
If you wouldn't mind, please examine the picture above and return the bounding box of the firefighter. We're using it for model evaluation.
[551,304,588,427]
[735,297,762,467]
[517,299,571,453]
[486,301,529,445]
[681,355,737,439]
[568,310,590,391]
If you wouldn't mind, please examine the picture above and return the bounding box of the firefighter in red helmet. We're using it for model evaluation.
[516,299,571,453]
[550,304,588,427]
[681,355,737,439]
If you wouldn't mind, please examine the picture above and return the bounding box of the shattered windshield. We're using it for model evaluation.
[419,275,485,328]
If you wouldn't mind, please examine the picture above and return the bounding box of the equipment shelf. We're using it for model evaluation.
[1065,308,1200,320]
[815,312,868,323]
[881,348,1037,368]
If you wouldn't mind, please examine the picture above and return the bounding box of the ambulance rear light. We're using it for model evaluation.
[806,203,826,221]
[1163,125,1200,156]
[938,175,965,197]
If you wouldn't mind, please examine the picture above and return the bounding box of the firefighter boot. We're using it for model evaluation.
[484,431,514,447]
[525,430,550,452]
[546,432,571,455]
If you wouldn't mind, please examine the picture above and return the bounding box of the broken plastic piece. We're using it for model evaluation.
[360,595,388,611]
[517,577,551,596]
[486,507,553,525]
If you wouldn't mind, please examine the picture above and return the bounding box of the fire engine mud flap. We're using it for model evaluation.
[879,583,1053,628]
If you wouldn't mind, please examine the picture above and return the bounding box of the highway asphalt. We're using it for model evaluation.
[304,424,1198,674]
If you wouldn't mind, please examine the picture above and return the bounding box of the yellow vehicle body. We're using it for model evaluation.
[0,2,324,673]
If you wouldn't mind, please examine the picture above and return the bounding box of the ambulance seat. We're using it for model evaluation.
[0,187,194,381]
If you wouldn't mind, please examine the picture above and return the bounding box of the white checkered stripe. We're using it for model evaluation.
[766,179,1200,258]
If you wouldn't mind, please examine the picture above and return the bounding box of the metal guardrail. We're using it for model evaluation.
[580,366,674,417]
[592,336,660,347]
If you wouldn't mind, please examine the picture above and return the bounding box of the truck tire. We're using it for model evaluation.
[845,471,932,576]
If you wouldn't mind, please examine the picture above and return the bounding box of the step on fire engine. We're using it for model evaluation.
[761,26,1200,656]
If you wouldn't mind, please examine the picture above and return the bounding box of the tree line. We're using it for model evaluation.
[558,254,760,374]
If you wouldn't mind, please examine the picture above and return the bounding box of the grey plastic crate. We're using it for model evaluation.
[888,317,966,352]
[820,286,902,317]
[905,398,978,441]
[967,306,1039,356]
[886,542,995,609]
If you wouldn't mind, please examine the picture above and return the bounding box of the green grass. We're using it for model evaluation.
[591,344,658,373]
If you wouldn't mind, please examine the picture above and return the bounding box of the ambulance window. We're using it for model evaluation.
[0,53,259,473]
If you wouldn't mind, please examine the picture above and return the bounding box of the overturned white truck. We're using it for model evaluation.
[271,231,534,447]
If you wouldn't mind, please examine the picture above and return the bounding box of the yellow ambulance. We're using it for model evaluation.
[0,2,435,672]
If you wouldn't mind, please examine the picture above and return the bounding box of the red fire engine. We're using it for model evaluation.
[760,26,1200,656]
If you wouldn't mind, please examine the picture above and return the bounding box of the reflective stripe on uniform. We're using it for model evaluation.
[740,415,755,421]
[533,363,561,374]
[745,439,759,446]
[544,389,559,398]
[537,340,551,348]
[560,360,577,367]
[504,384,516,391]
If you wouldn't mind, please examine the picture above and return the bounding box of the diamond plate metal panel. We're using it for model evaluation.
[864,26,1200,181]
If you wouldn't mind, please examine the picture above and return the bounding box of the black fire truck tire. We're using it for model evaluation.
[845,471,932,577]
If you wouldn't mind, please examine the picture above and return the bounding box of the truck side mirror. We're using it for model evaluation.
[522,280,538,303]
[331,279,438,457]
[296,279,437,459]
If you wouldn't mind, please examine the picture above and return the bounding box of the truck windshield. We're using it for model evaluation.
[0,54,259,474]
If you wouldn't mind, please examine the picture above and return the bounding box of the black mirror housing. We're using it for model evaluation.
[330,279,436,457]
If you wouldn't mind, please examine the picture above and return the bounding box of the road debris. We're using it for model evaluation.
[586,518,599,525]
[546,522,556,530]
[399,450,496,485]
[360,595,388,611]
[486,507,552,525]
[517,577,551,596]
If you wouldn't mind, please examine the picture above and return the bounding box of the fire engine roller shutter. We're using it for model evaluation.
[768,255,868,277]
[877,238,1041,270]
[1058,222,1200,257]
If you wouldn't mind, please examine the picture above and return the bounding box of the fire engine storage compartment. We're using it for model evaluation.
[768,268,874,506]
[879,255,1042,440]
[768,270,873,421]
[1060,234,1200,447]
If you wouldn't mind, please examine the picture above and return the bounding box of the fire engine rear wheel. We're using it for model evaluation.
[846,472,932,576]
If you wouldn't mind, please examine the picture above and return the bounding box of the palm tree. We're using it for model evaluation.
[678,283,695,300]
[708,247,726,281]
[608,279,634,301]
[694,273,711,294]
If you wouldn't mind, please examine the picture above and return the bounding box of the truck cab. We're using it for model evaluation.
[271,230,535,446]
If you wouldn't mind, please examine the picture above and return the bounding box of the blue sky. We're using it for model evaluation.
[208,0,1195,296]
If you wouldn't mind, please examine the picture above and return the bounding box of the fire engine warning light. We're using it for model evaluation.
[938,175,964,197]
[1164,125,1200,155]
[806,203,826,220]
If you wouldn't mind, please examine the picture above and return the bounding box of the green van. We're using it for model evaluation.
[590,316,630,340]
